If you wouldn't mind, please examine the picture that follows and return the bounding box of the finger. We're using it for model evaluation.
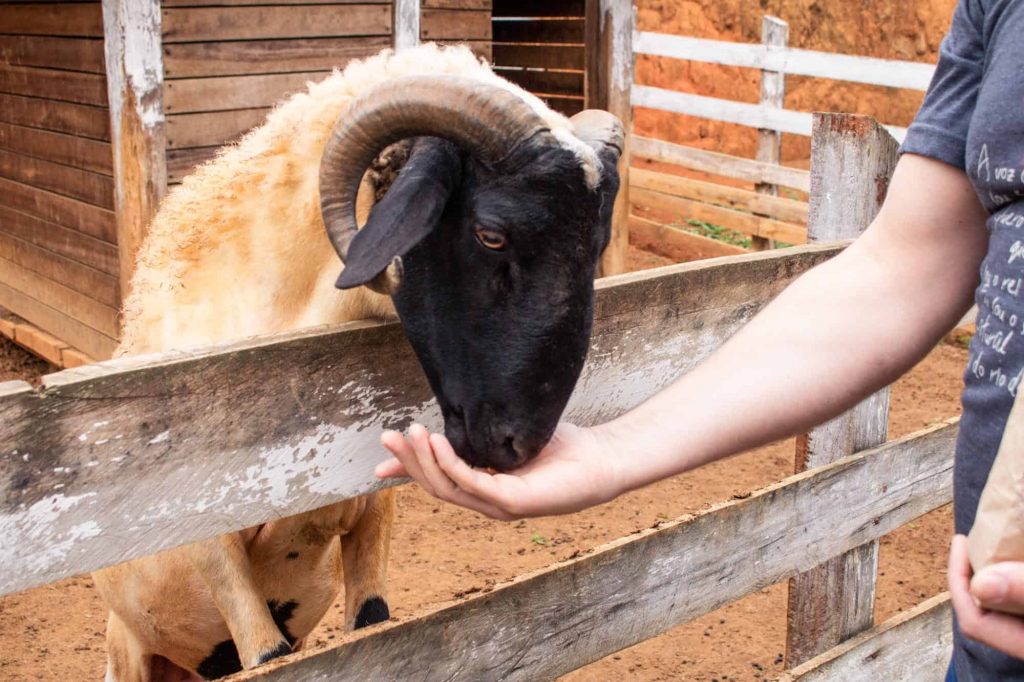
[407,423,455,499]
[374,456,407,479]
[950,536,1024,658]
[430,433,523,514]
[382,427,437,497]
[972,562,1024,610]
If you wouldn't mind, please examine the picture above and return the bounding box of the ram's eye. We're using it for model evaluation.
[475,228,507,251]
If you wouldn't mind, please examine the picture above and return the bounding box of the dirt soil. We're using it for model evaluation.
[0,244,967,681]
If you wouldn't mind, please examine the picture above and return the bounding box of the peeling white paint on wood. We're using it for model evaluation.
[0,245,842,595]
[393,0,420,51]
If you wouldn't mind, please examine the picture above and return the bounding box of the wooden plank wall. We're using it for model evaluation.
[0,1,120,360]
[422,0,492,59]
[163,0,394,183]
[491,0,585,116]
[165,1,494,184]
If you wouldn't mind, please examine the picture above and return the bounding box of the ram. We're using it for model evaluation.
[93,44,623,681]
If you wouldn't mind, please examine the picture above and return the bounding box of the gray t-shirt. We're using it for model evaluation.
[902,0,1024,678]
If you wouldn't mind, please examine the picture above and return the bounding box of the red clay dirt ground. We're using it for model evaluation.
[0,246,966,681]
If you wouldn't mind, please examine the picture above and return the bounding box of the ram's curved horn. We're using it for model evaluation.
[319,75,553,294]
[570,109,625,159]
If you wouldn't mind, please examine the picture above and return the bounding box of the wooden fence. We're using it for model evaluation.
[629,15,937,257]
[0,114,953,679]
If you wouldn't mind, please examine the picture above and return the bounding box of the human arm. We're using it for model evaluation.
[949,534,1024,658]
[378,153,989,518]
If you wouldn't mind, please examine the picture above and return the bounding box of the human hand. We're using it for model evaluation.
[375,422,623,519]
[949,534,1024,658]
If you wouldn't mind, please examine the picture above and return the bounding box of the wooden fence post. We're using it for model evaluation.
[586,0,634,277]
[785,113,901,667]
[102,0,166,308]
[393,0,420,51]
[751,15,787,252]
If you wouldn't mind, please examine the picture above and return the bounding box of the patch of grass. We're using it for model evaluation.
[530,531,548,546]
[684,219,752,249]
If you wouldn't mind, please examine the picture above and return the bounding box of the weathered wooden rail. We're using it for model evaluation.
[0,113,954,680]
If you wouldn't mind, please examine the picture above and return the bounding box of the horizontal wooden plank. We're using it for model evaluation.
[12,321,67,366]
[632,135,811,192]
[423,0,491,8]
[0,64,107,107]
[166,108,267,150]
[492,43,584,69]
[163,36,389,78]
[0,205,118,275]
[629,214,746,262]
[0,280,116,360]
[541,94,583,116]
[0,243,843,594]
[421,8,491,41]
[494,67,583,97]
[632,85,909,143]
[166,146,219,183]
[492,0,582,17]
[162,5,391,42]
[632,186,807,244]
[0,148,113,209]
[0,253,118,336]
[0,176,115,242]
[0,94,109,141]
[0,36,105,73]
[0,3,103,37]
[161,0,390,5]
[0,122,112,175]
[164,71,329,114]
[631,168,808,224]
[781,594,952,681]
[635,31,936,92]
[492,18,583,43]
[233,420,958,681]
[0,231,118,307]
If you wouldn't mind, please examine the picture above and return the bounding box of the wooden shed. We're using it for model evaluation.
[0,0,632,365]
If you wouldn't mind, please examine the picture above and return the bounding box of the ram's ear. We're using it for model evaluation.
[335,138,461,290]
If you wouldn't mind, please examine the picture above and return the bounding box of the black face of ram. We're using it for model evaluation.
[356,137,619,471]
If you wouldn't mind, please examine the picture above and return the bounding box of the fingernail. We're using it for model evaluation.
[974,571,1009,603]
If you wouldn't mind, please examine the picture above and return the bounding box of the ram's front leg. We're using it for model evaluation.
[185,534,292,669]
[341,489,396,631]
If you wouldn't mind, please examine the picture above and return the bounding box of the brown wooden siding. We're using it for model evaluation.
[163,1,396,183]
[491,0,585,116]
[0,2,118,359]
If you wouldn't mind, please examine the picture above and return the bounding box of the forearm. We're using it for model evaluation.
[601,158,987,493]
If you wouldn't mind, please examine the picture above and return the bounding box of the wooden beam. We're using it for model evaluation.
[586,0,633,277]
[163,37,389,78]
[161,5,392,43]
[231,421,958,682]
[751,16,788,252]
[631,186,806,244]
[103,0,167,311]
[629,214,745,262]
[633,30,936,92]
[0,244,842,595]
[630,168,808,224]
[785,113,901,668]
[632,135,810,192]
[780,595,952,681]
[393,0,420,50]
[633,84,908,143]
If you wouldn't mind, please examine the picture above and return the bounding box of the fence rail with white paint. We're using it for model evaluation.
[0,114,955,680]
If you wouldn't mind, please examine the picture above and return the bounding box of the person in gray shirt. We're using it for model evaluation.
[379,1,1024,678]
